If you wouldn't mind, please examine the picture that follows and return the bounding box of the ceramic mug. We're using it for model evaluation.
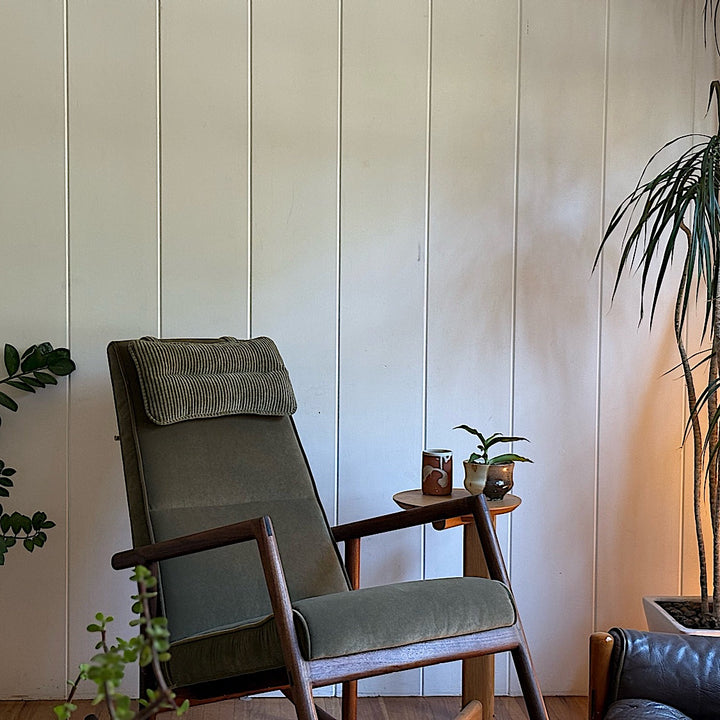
[422,449,453,495]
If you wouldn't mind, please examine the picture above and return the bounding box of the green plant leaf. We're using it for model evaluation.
[0,392,18,412]
[0,477,14,488]
[6,379,35,393]
[2,467,17,476]
[21,375,44,388]
[0,514,11,533]
[488,453,533,465]
[31,511,46,530]
[453,424,483,439]
[23,537,34,552]
[0,488,9,498]
[48,357,76,376]
[34,371,57,385]
[20,345,36,360]
[4,344,19,376]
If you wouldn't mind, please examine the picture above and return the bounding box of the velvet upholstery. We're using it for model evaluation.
[107,338,538,705]
[108,340,349,644]
[166,577,515,688]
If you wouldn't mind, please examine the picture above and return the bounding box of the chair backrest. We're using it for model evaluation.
[107,338,349,642]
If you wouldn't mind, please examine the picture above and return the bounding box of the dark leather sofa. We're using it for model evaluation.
[589,628,720,720]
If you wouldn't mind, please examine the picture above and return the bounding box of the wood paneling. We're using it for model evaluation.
[513,0,606,694]
[66,0,159,696]
[597,0,697,633]
[0,0,67,699]
[424,0,519,696]
[1,0,718,701]
[160,0,249,339]
[338,0,429,696]
[251,0,339,513]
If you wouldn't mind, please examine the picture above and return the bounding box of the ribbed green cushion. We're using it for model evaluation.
[165,577,515,687]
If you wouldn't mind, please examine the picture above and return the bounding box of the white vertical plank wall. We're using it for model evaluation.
[160,0,249,338]
[0,0,67,698]
[596,0,697,634]
[512,0,606,694]
[66,0,160,694]
[424,0,519,696]
[339,0,429,696]
[0,0,718,700]
[251,0,339,514]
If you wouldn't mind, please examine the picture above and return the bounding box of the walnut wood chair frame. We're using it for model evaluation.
[588,632,614,720]
[113,492,548,720]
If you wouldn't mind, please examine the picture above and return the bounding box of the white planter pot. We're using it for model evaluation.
[642,595,720,636]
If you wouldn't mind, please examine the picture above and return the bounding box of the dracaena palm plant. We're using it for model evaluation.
[596,80,720,622]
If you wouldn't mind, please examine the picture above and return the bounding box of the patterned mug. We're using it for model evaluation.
[422,449,453,496]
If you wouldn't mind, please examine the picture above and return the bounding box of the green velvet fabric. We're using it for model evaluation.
[292,577,515,660]
[107,340,349,645]
[165,577,516,688]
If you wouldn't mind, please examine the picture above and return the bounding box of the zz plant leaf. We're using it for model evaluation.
[0,341,75,566]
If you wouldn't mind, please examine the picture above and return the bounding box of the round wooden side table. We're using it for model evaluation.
[392,488,521,719]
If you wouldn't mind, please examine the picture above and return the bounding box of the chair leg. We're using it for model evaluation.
[454,700,483,720]
[342,680,357,720]
[511,641,549,720]
[288,681,319,720]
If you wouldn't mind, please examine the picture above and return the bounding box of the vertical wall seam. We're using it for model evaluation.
[681,0,701,596]
[156,0,162,337]
[247,0,253,337]
[593,0,611,634]
[333,3,343,696]
[421,0,433,585]
[419,0,433,695]
[505,0,523,694]
[63,0,71,688]
[334,0,343,531]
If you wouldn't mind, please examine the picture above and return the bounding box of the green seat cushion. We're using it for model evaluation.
[165,577,515,688]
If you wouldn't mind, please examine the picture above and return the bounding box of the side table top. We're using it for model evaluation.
[393,488,521,519]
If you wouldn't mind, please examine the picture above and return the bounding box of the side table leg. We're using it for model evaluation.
[462,523,495,719]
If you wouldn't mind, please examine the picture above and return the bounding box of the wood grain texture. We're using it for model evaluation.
[3,696,587,720]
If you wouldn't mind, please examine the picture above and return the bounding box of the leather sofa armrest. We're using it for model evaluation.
[605,627,720,720]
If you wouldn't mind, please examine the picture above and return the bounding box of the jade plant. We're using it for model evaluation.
[453,425,533,465]
[56,565,189,720]
[0,341,75,565]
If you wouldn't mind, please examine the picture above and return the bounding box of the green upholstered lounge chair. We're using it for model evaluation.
[107,337,548,720]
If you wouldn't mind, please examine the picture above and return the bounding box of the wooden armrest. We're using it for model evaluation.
[112,516,270,569]
[332,494,488,543]
[589,632,614,720]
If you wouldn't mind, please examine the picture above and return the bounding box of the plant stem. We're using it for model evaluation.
[678,224,709,614]
[712,261,720,619]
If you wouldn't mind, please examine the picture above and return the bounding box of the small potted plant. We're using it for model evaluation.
[454,425,532,499]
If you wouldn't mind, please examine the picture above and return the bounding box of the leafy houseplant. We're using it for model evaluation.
[55,565,189,720]
[596,80,720,626]
[454,425,532,499]
[0,342,75,565]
